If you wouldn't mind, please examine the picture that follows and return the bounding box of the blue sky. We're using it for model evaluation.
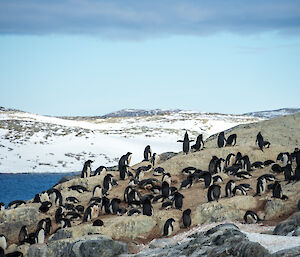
[0,1,300,116]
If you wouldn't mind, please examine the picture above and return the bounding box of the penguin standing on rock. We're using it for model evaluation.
[182,209,191,228]
[225,180,236,197]
[191,134,204,151]
[207,185,221,202]
[143,145,152,161]
[81,160,93,178]
[163,218,176,236]
[18,226,29,245]
[0,234,7,252]
[177,131,194,155]
[172,192,184,210]
[256,132,264,152]
[142,199,153,216]
[35,228,45,244]
[254,177,267,196]
[217,132,226,148]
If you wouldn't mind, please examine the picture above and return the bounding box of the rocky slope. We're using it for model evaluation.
[0,112,300,256]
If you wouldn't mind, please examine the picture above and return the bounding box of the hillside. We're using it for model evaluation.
[205,112,300,148]
[244,108,300,119]
[0,112,299,256]
[0,108,259,173]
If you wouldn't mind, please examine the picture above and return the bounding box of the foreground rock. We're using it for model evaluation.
[273,212,300,236]
[27,235,128,257]
[269,246,300,257]
[121,223,270,257]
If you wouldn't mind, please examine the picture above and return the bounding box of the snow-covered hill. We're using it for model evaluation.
[244,108,300,119]
[0,108,261,173]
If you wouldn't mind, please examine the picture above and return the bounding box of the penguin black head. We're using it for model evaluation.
[183,208,191,215]
[93,219,104,226]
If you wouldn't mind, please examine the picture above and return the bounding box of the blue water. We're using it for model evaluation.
[0,172,79,207]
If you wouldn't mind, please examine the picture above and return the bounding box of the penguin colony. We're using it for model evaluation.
[0,131,300,255]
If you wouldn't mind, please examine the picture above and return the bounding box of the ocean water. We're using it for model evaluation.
[0,172,78,207]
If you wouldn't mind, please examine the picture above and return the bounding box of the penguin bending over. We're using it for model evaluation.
[7,200,26,209]
[94,166,106,176]
[233,185,247,196]
[244,210,261,224]
[225,134,237,146]
[191,134,204,151]
[47,188,63,206]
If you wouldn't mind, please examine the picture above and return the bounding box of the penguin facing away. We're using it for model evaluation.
[256,132,264,152]
[182,209,192,228]
[207,185,221,202]
[217,132,226,148]
[144,145,152,161]
[177,131,194,155]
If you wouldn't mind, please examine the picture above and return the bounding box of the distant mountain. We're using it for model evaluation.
[101,109,182,118]
[244,108,300,119]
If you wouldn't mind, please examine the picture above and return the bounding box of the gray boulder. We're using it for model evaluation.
[123,223,269,257]
[270,246,300,257]
[0,204,43,244]
[273,212,300,236]
[27,235,128,257]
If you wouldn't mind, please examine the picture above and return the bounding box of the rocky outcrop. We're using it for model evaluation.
[27,235,128,257]
[49,215,156,242]
[269,246,300,257]
[273,212,300,236]
[264,182,300,220]
[0,204,44,244]
[121,223,270,257]
[193,196,258,225]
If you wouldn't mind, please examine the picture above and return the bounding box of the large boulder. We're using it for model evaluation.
[122,223,269,257]
[270,246,300,257]
[193,196,258,225]
[273,212,300,236]
[0,204,44,245]
[49,215,156,242]
[27,235,128,257]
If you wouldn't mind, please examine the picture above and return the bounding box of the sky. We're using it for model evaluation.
[0,0,300,116]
